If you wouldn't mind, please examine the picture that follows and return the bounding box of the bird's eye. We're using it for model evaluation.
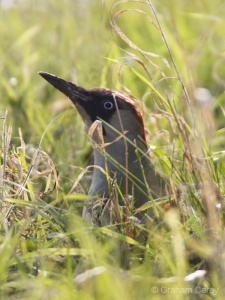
[103,101,114,110]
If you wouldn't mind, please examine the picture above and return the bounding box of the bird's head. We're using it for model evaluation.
[39,72,147,145]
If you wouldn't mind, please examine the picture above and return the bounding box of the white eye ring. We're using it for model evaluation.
[103,101,114,110]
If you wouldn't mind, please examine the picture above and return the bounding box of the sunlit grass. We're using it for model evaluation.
[1,0,225,299]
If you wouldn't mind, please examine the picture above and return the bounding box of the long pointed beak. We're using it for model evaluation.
[38,71,89,104]
[39,71,94,128]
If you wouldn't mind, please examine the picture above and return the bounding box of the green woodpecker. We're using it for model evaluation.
[39,72,167,225]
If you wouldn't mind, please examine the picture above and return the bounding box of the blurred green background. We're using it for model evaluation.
[1,0,225,192]
[1,0,225,299]
[1,0,225,140]
[1,1,224,196]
